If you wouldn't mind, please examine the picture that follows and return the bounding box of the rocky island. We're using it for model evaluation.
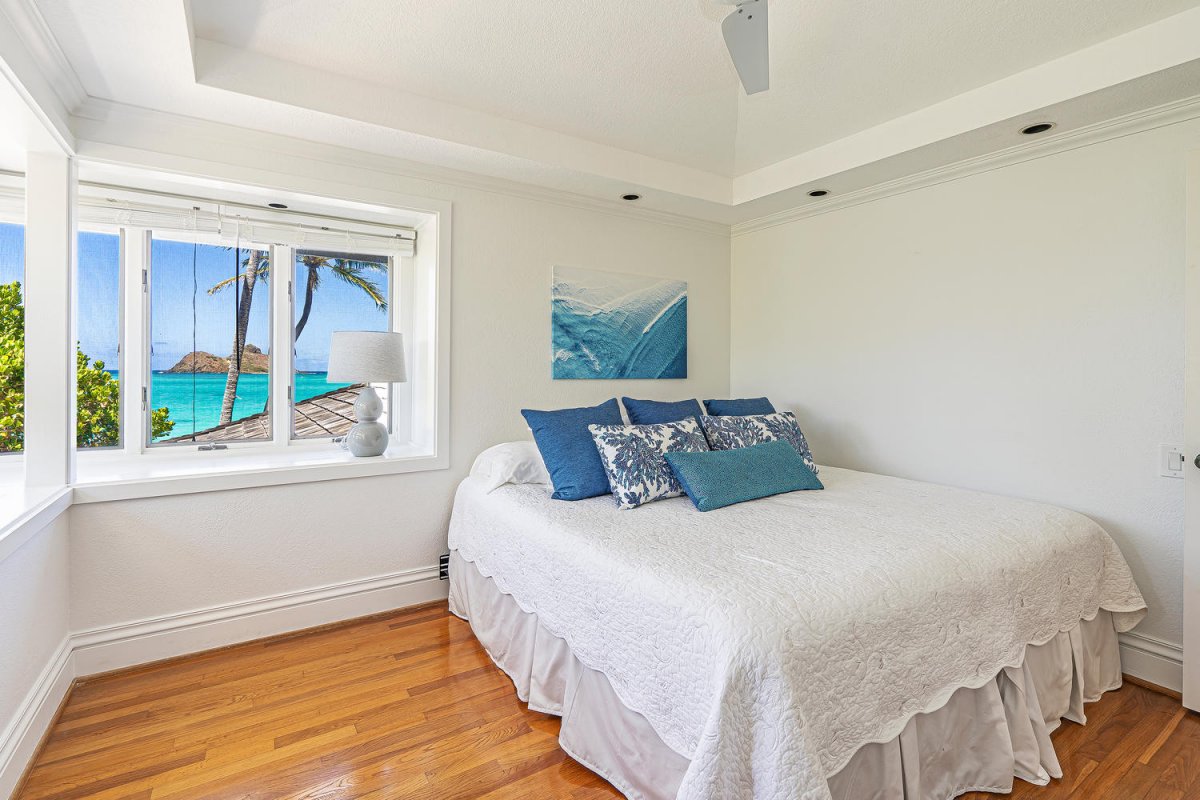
[167,344,269,374]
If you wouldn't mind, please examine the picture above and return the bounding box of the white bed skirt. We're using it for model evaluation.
[448,550,1125,800]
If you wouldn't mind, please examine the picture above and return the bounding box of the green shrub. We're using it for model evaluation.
[0,281,174,451]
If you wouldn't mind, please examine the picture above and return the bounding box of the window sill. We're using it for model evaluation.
[0,485,73,564]
[73,440,448,503]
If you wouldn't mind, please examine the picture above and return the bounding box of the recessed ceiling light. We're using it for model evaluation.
[1020,122,1055,135]
[621,193,641,201]
[268,202,288,209]
[808,189,829,197]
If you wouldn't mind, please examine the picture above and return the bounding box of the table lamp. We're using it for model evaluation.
[327,331,407,457]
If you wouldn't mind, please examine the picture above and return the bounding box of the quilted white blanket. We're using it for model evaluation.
[448,467,1146,800]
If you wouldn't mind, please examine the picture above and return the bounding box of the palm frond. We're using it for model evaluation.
[327,260,387,309]
[207,262,271,295]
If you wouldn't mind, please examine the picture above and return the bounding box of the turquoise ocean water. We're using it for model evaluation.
[108,372,349,440]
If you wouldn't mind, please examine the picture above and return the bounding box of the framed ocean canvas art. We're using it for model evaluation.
[552,266,687,379]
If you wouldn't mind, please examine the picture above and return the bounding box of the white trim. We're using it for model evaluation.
[71,565,447,677]
[1185,150,1200,711]
[1119,631,1184,695]
[733,94,1200,236]
[23,153,77,488]
[0,0,75,154]
[0,637,72,800]
[0,486,71,564]
[271,243,293,445]
[72,447,448,503]
[70,94,1200,238]
[0,0,84,113]
[71,99,732,237]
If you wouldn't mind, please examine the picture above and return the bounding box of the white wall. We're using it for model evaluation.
[732,117,1200,649]
[0,516,69,798]
[68,148,731,640]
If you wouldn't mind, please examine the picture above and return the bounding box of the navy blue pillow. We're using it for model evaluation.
[622,397,704,426]
[664,440,822,511]
[521,399,623,500]
[704,397,776,416]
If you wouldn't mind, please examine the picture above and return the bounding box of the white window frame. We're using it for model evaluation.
[284,246,403,443]
[0,176,25,479]
[72,183,451,502]
[75,223,125,451]
[143,228,276,449]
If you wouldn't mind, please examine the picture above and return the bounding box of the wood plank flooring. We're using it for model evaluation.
[13,602,1198,800]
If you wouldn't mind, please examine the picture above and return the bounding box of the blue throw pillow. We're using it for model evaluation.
[521,399,623,500]
[622,397,704,426]
[665,440,823,512]
[589,419,709,509]
[703,397,776,416]
[701,411,819,475]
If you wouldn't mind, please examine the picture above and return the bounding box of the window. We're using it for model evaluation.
[291,249,390,439]
[76,230,122,448]
[148,234,271,445]
[0,220,24,455]
[69,179,446,497]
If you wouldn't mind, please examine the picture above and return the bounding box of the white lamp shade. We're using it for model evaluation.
[327,331,407,383]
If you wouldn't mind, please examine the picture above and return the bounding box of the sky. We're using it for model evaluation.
[0,223,390,374]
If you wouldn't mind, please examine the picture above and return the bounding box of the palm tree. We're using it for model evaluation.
[209,253,387,426]
[211,249,264,426]
[293,255,387,342]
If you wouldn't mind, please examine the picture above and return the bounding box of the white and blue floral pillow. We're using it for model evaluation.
[588,419,709,509]
[701,411,818,475]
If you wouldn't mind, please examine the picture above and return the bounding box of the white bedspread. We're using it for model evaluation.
[448,467,1146,800]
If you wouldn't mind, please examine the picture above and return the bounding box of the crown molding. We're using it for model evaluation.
[60,90,1200,240]
[0,0,85,113]
[69,90,1200,241]
[71,98,733,237]
[732,93,1200,236]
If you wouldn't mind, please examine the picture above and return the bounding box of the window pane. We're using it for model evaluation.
[292,249,390,439]
[76,230,121,448]
[149,235,270,444]
[0,222,23,454]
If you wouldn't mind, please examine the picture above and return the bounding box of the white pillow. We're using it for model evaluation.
[470,441,552,492]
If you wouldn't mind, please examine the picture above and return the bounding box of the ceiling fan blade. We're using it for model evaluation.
[721,0,769,95]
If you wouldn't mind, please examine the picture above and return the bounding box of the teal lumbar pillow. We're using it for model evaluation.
[664,440,822,512]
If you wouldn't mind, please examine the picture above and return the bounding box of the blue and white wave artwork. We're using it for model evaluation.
[552,265,687,380]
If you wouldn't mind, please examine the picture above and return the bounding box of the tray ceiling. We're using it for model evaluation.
[20,0,1200,222]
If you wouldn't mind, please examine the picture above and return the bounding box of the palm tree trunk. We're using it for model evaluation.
[293,264,319,342]
[218,251,261,426]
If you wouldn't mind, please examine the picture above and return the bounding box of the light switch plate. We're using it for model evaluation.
[1161,444,1186,479]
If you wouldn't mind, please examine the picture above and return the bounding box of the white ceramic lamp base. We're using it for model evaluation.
[346,385,388,457]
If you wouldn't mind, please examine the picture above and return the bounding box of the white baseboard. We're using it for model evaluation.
[1119,631,1183,694]
[0,639,73,800]
[72,565,447,677]
[1,565,447,798]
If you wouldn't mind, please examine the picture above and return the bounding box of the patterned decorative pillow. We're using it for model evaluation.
[700,411,819,475]
[588,419,710,509]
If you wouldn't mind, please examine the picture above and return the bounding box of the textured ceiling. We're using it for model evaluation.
[189,0,1200,176]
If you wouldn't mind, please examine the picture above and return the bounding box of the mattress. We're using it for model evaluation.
[447,466,1146,800]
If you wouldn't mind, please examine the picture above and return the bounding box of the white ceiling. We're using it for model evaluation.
[189,0,1198,176]
[16,0,1200,222]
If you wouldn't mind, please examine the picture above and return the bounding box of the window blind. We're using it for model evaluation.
[75,192,416,256]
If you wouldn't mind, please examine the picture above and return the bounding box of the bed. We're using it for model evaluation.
[447,462,1146,800]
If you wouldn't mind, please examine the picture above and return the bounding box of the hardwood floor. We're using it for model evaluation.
[16,603,619,800]
[13,602,1198,800]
